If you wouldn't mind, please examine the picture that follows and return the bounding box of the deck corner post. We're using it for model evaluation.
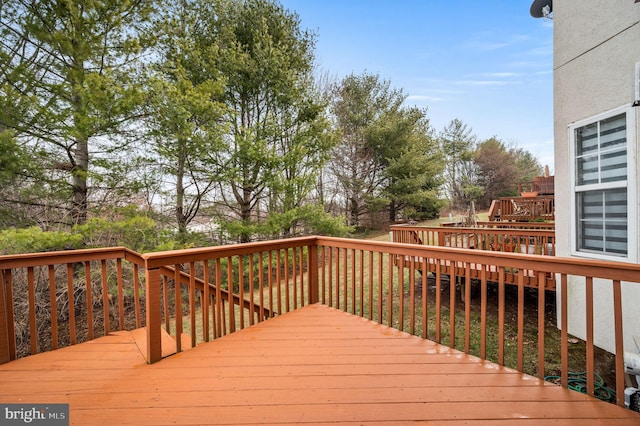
[0,271,10,364]
[308,243,319,304]
[145,266,162,364]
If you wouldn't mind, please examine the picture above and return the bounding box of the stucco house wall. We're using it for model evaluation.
[553,0,640,354]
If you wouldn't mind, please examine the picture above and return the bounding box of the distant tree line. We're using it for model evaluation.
[0,0,541,252]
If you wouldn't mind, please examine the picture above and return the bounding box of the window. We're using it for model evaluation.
[571,107,635,260]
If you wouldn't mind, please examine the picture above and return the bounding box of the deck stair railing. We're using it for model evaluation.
[1,236,639,408]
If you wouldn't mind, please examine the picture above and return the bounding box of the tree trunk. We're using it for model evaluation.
[71,58,89,226]
[349,197,359,227]
[240,187,252,243]
[71,136,88,226]
[176,145,187,236]
[389,199,396,223]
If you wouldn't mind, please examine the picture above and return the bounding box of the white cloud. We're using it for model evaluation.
[454,79,514,86]
[482,72,521,78]
[407,95,444,102]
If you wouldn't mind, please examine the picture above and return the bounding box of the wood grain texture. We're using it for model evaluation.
[1,303,638,425]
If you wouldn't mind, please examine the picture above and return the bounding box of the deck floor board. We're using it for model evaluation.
[1,303,638,425]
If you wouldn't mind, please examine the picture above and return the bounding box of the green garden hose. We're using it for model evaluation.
[544,371,616,403]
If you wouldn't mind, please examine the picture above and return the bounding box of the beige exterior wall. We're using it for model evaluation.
[553,0,640,354]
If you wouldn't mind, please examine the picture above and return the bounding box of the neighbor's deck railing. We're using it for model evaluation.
[1,236,638,408]
[390,225,555,255]
[493,195,555,221]
[439,221,555,230]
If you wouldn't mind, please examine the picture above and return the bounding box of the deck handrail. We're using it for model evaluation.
[313,236,636,406]
[1,236,638,408]
[141,236,318,361]
[0,246,269,363]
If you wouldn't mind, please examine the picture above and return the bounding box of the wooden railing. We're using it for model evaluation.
[390,225,555,255]
[519,175,555,195]
[0,247,142,363]
[142,238,316,360]
[314,236,637,407]
[1,236,638,408]
[440,221,555,230]
[390,225,556,289]
[492,195,555,221]
[0,246,276,363]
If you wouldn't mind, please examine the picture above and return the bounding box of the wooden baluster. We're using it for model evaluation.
[560,274,568,388]
[517,269,525,372]
[100,260,109,335]
[247,255,254,327]
[421,256,428,340]
[174,264,182,353]
[537,271,546,379]
[238,256,244,330]
[284,248,290,313]
[258,253,265,322]
[66,264,76,345]
[117,259,124,330]
[227,257,235,333]
[612,279,625,406]
[368,251,374,320]
[49,265,59,348]
[203,260,210,341]
[133,264,140,329]
[409,256,415,335]
[189,262,196,348]
[585,276,594,397]
[498,267,505,366]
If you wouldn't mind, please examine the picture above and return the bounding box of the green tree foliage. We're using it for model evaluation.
[330,72,443,226]
[474,137,543,209]
[0,206,197,254]
[369,106,444,221]
[330,73,403,227]
[439,119,477,209]
[513,147,544,184]
[0,0,155,226]
[0,130,44,227]
[474,137,518,207]
[146,0,226,239]
[200,0,330,242]
[0,227,84,255]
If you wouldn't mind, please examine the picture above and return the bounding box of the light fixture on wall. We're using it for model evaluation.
[530,0,553,19]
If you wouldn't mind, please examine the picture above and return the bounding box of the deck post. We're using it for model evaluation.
[145,266,162,364]
[308,243,319,304]
[0,271,10,364]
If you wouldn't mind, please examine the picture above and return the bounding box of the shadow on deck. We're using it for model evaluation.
[1,304,637,425]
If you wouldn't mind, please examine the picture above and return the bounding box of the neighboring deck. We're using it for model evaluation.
[1,304,637,425]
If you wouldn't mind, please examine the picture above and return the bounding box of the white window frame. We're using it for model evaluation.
[569,105,637,262]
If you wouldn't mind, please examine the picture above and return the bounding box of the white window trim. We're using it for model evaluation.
[569,105,637,262]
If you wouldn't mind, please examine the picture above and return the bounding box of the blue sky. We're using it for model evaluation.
[278,0,555,171]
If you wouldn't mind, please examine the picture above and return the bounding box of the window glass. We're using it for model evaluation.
[574,111,628,258]
[576,188,627,256]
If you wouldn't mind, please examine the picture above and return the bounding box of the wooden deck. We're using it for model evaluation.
[1,304,638,425]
